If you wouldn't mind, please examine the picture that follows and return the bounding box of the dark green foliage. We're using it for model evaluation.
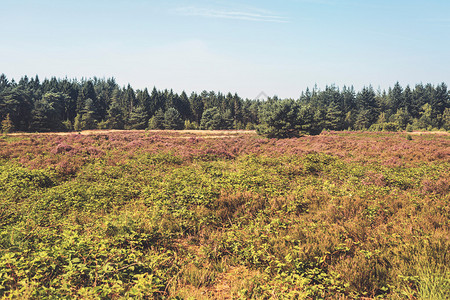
[0,86,33,131]
[356,86,378,126]
[148,87,161,117]
[77,81,97,113]
[136,88,151,117]
[354,109,371,130]
[257,99,298,138]
[164,108,184,130]
[123,84,136,120]
[200,107,233,130]
[80,99,98,130]
[148,109,165,129]
[30,93,69,132]
[30,99,58,132]
[324,104,343,130]
[298,104,324,135]
[174,91,191,121]
[389,82,404,113]
[127,105,147,130]
[0,74,449,133]
[104,98,125,129]
[257,99,322,138]
[189,92,204,125]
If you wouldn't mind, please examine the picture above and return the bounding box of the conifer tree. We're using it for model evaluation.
[190,92,204,124]
[200,107,225,130]
[137,88,151,120]
[164,108,183,130]
[389,82,403,114]
[324,104,343,130]
[105,98,124,129]
[128,105,147,129]
[80,99,98,129]
[31,97,61,132]
[148,109,165,129]
[77,80,97,114]
[354,110,371,130]
[256,99,303,138]
[356,86,378,127]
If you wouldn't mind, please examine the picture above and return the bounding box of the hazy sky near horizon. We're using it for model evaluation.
[1,0,449,98]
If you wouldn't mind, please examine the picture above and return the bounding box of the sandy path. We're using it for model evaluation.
[7,129,256,137]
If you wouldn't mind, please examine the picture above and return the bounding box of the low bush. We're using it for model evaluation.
[0,130,448,298]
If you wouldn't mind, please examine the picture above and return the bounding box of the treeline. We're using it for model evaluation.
[258,83,449,137]
[0,74,449,135]
[0,74,259,133]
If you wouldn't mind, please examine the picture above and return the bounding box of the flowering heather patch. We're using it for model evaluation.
[0,130,449,299]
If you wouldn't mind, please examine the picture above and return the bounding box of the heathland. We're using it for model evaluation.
[0,130,449,299]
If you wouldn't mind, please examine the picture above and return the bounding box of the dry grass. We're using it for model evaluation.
[7,129,256,137]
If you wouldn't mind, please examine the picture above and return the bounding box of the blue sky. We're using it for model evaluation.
[1,0,449,98]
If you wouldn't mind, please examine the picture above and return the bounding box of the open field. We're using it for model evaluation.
[0,131,449,299]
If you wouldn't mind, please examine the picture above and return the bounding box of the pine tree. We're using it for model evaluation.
[354,110,371,130]
[299,104,323,135]
[59,79,78,122]
[256,99,301,138]
[164,108,183,130]
[77,80,97,114]
[411,84,427,119]
[389,82,403,113]
[128,105,147,129]
[432,83,448,127]
[124,84,136,118]
[80,99,98,129]
[105,98,124,129]
[403,85,413,112]
[0,86,34,131]
[148,87,160,117]
[190,92,204,124]
[324,104,343,130]
[137,88,151,120]
[148,109,165,129]
[177,91,191,120]
[233,94,243,125]
[30,97,63,132]
[200,107,223,130]
[356,86,378,127]
[221,109,234,129]
[0,74,9,91]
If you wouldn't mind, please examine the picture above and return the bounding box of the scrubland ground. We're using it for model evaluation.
[0,130,448,299]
